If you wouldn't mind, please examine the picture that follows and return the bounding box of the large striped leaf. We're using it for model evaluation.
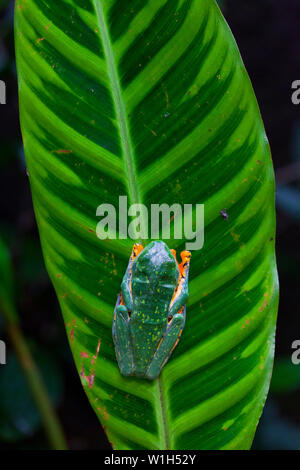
[15,0,279,450]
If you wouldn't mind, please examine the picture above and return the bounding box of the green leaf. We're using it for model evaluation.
[15,0,278,450]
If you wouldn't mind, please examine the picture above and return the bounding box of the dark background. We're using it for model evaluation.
[0,0,300,450]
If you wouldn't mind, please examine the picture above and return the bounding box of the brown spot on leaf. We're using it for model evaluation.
[80,339,101,389]
[259,300,268,312]
[53,149,73,154]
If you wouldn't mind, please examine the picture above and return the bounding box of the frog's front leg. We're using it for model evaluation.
[113,294,134,376]
[121,243,144,312]
[168,250,191,318]
[113,244,143,376]
[146,307,186,380]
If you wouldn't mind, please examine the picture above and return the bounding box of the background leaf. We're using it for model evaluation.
[0,346,63,442]
[0,236,17,321]
[270,357,300,395]
[15,0,278,450]
[0,235,67,449]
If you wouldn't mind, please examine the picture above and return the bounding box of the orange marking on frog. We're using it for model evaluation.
[170,250,191,308]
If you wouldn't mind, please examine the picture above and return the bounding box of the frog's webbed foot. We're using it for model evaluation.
[112,294,134,376]
[146,306,186,380]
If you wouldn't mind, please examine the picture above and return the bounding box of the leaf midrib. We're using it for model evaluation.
[93,2,141,206]
[92,1,169,450]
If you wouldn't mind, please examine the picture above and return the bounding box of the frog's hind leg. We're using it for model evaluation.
[121,243,144,312]
[145,250,191,380]
[113,294,134,376]
[113,244,143,377]
[146,307,186,380]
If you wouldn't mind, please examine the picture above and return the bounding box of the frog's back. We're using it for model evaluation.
[130,241,179,376]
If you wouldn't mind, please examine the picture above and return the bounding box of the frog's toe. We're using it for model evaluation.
[145,369,160,381]
[119,363,134,377]
[116,304,129,320]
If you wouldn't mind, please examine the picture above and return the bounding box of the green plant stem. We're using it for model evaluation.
[5,319,68,450]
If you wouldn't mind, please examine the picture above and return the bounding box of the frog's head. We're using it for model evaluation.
[132,241,179,313]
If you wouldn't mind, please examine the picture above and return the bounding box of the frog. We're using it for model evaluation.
[112,240,191,380]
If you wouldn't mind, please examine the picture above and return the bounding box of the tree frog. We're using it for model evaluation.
[112,241,191,380]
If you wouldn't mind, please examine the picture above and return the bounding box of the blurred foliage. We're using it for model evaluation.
[0,347,63,442]
[276,186,300,222]
[276,118,300,221]
[254,400,300,450]
[0,234,66,448]
[271,357,300,394]
[0,236,17,322]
